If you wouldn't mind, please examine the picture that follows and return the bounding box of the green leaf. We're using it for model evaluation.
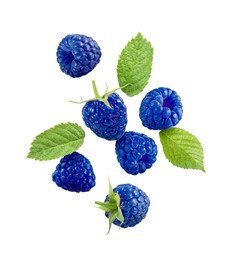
[159,127,205,172]
[117,32,153,97]
[27,122,85,161]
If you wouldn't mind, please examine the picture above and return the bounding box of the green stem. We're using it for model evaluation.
[106,83,130,96]
[95,201,118,211]
[92,80,101,99]
[68,97,96,104]
[68,81,129,106]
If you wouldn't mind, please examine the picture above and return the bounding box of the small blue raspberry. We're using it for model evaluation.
[56,34,101,78]
[115,131,158,175]
[139,87,183,130]
[52,152,96,192]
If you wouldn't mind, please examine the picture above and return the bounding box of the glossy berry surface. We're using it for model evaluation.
[104,183,150,228]
[82,93,127,140]
[115,131,158,175]
[139,87,183,130]
[52,152,96,192]
[56,34,101,78]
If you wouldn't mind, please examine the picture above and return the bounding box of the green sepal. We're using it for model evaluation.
[95,179,124,234]
[69,80,126,108]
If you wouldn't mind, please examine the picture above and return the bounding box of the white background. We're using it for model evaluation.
[1,0,239,259]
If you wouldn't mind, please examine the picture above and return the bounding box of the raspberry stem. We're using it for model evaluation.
[92,80,101,99]
[68,80,109,106]
[69,81,129,108]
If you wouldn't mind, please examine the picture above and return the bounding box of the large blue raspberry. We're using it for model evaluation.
[52,152,96,192]
[115,131,158,175]
[82,92,127,141]
[95,182,150,232]
[139,87,183,130]
[56,34,101,78]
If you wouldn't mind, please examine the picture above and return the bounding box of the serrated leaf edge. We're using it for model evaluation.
[117,32,153,97]
[159,128,205,172]
[27,122,85,161]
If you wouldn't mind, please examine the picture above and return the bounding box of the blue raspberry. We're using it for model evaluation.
[56,34,101,78]
[82,92,127,141]
[106,183,150,228]
[139,87,183,130]
[115,131,158,175]
[95,181,150,232]
[52,152,96,192]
